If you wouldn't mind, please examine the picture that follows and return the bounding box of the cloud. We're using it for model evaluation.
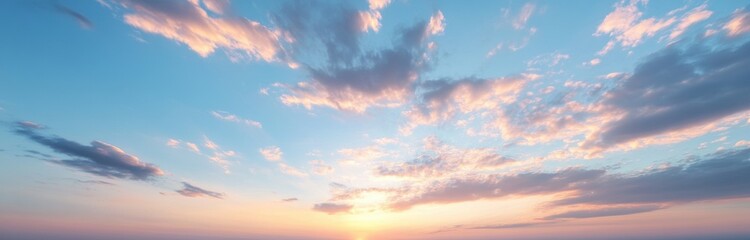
[203,138,219,150]
[512,3,536,30]
[375,137,514,178]
[15,121,164,181]
[581,39,750,153]
[337,147,750,216]
[724,6,750,37]
[282,197,298,202]
[259,146,283,162]
[77,180,115,186]
[357,0,391,33]
[54,3,93,29]
[552,148,750,206]
[401,74,538,135]
[17,121,45,129]
[338,145,388,164]
[211,111,262,128]
[176,182,224,199]
[166,138,181,147]
[368,0,390,11]
[542,205,663,220]
[185,142,201,153]
[201,137,233,173]
[275,3,444,113]
[202,0,229,15]
[373,137,398,145]
[312,202,353,214]
[669,4,712,40]
[588,58,601,66]
[258,146,308,177]
[527,52,570,67]
[278,162,308,177]
[310,160,334,175]
[114,0,288,64]
[469,221,559,229]
[168,136,233,173]
[385,168,604,211]
[596,1,676,54]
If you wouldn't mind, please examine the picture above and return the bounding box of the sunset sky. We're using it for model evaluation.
[2,0,750,239]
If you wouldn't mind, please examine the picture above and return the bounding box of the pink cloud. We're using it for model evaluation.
[117,0,289,64]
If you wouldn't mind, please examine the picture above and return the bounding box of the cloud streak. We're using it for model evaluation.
[15,121,164,181]
[176,182,224,199]
[54,3,93,29]
[312,202,353,214]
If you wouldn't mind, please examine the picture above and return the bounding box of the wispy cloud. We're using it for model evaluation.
[54,3,93,29]
[259,146,283,162]
[112,0,290,64]
[669,4,712,40]
[309,160,334,175]
[211,111,262,128]
[512,3,536,30]
[542,205,664,220]
[724,6,750,37]
[312,202,353,214]
[176,182,225,199]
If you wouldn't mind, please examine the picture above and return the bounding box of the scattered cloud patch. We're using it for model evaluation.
[176,182,224,199]
[312,202,353,214]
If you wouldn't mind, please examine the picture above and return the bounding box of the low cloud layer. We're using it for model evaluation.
[276,1,444,112]
[337,147,750,217]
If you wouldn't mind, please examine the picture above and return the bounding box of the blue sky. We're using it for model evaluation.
[1,0,750,239]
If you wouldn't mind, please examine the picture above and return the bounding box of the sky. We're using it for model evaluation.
[1,0,750,239]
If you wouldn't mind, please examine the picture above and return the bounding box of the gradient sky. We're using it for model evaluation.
[2,0,750,239]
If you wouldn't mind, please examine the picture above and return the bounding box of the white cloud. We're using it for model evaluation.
[211,111,262,128]
[260,146,283,162]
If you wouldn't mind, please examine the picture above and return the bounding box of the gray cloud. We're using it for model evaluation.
[282,197,298,202]
[348,147,750,216]
[275,1,443,112]
[583,40,750,150]
[469,220,560,229]
[388,168,605,211]
[176,182,224,199]
[77,180,115,186]
[15,121,164,181]
[542,205,664,220]
[553,148,750,206]
[54,3,93,29]
[272,0,362,66]
[312,202,353,214]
